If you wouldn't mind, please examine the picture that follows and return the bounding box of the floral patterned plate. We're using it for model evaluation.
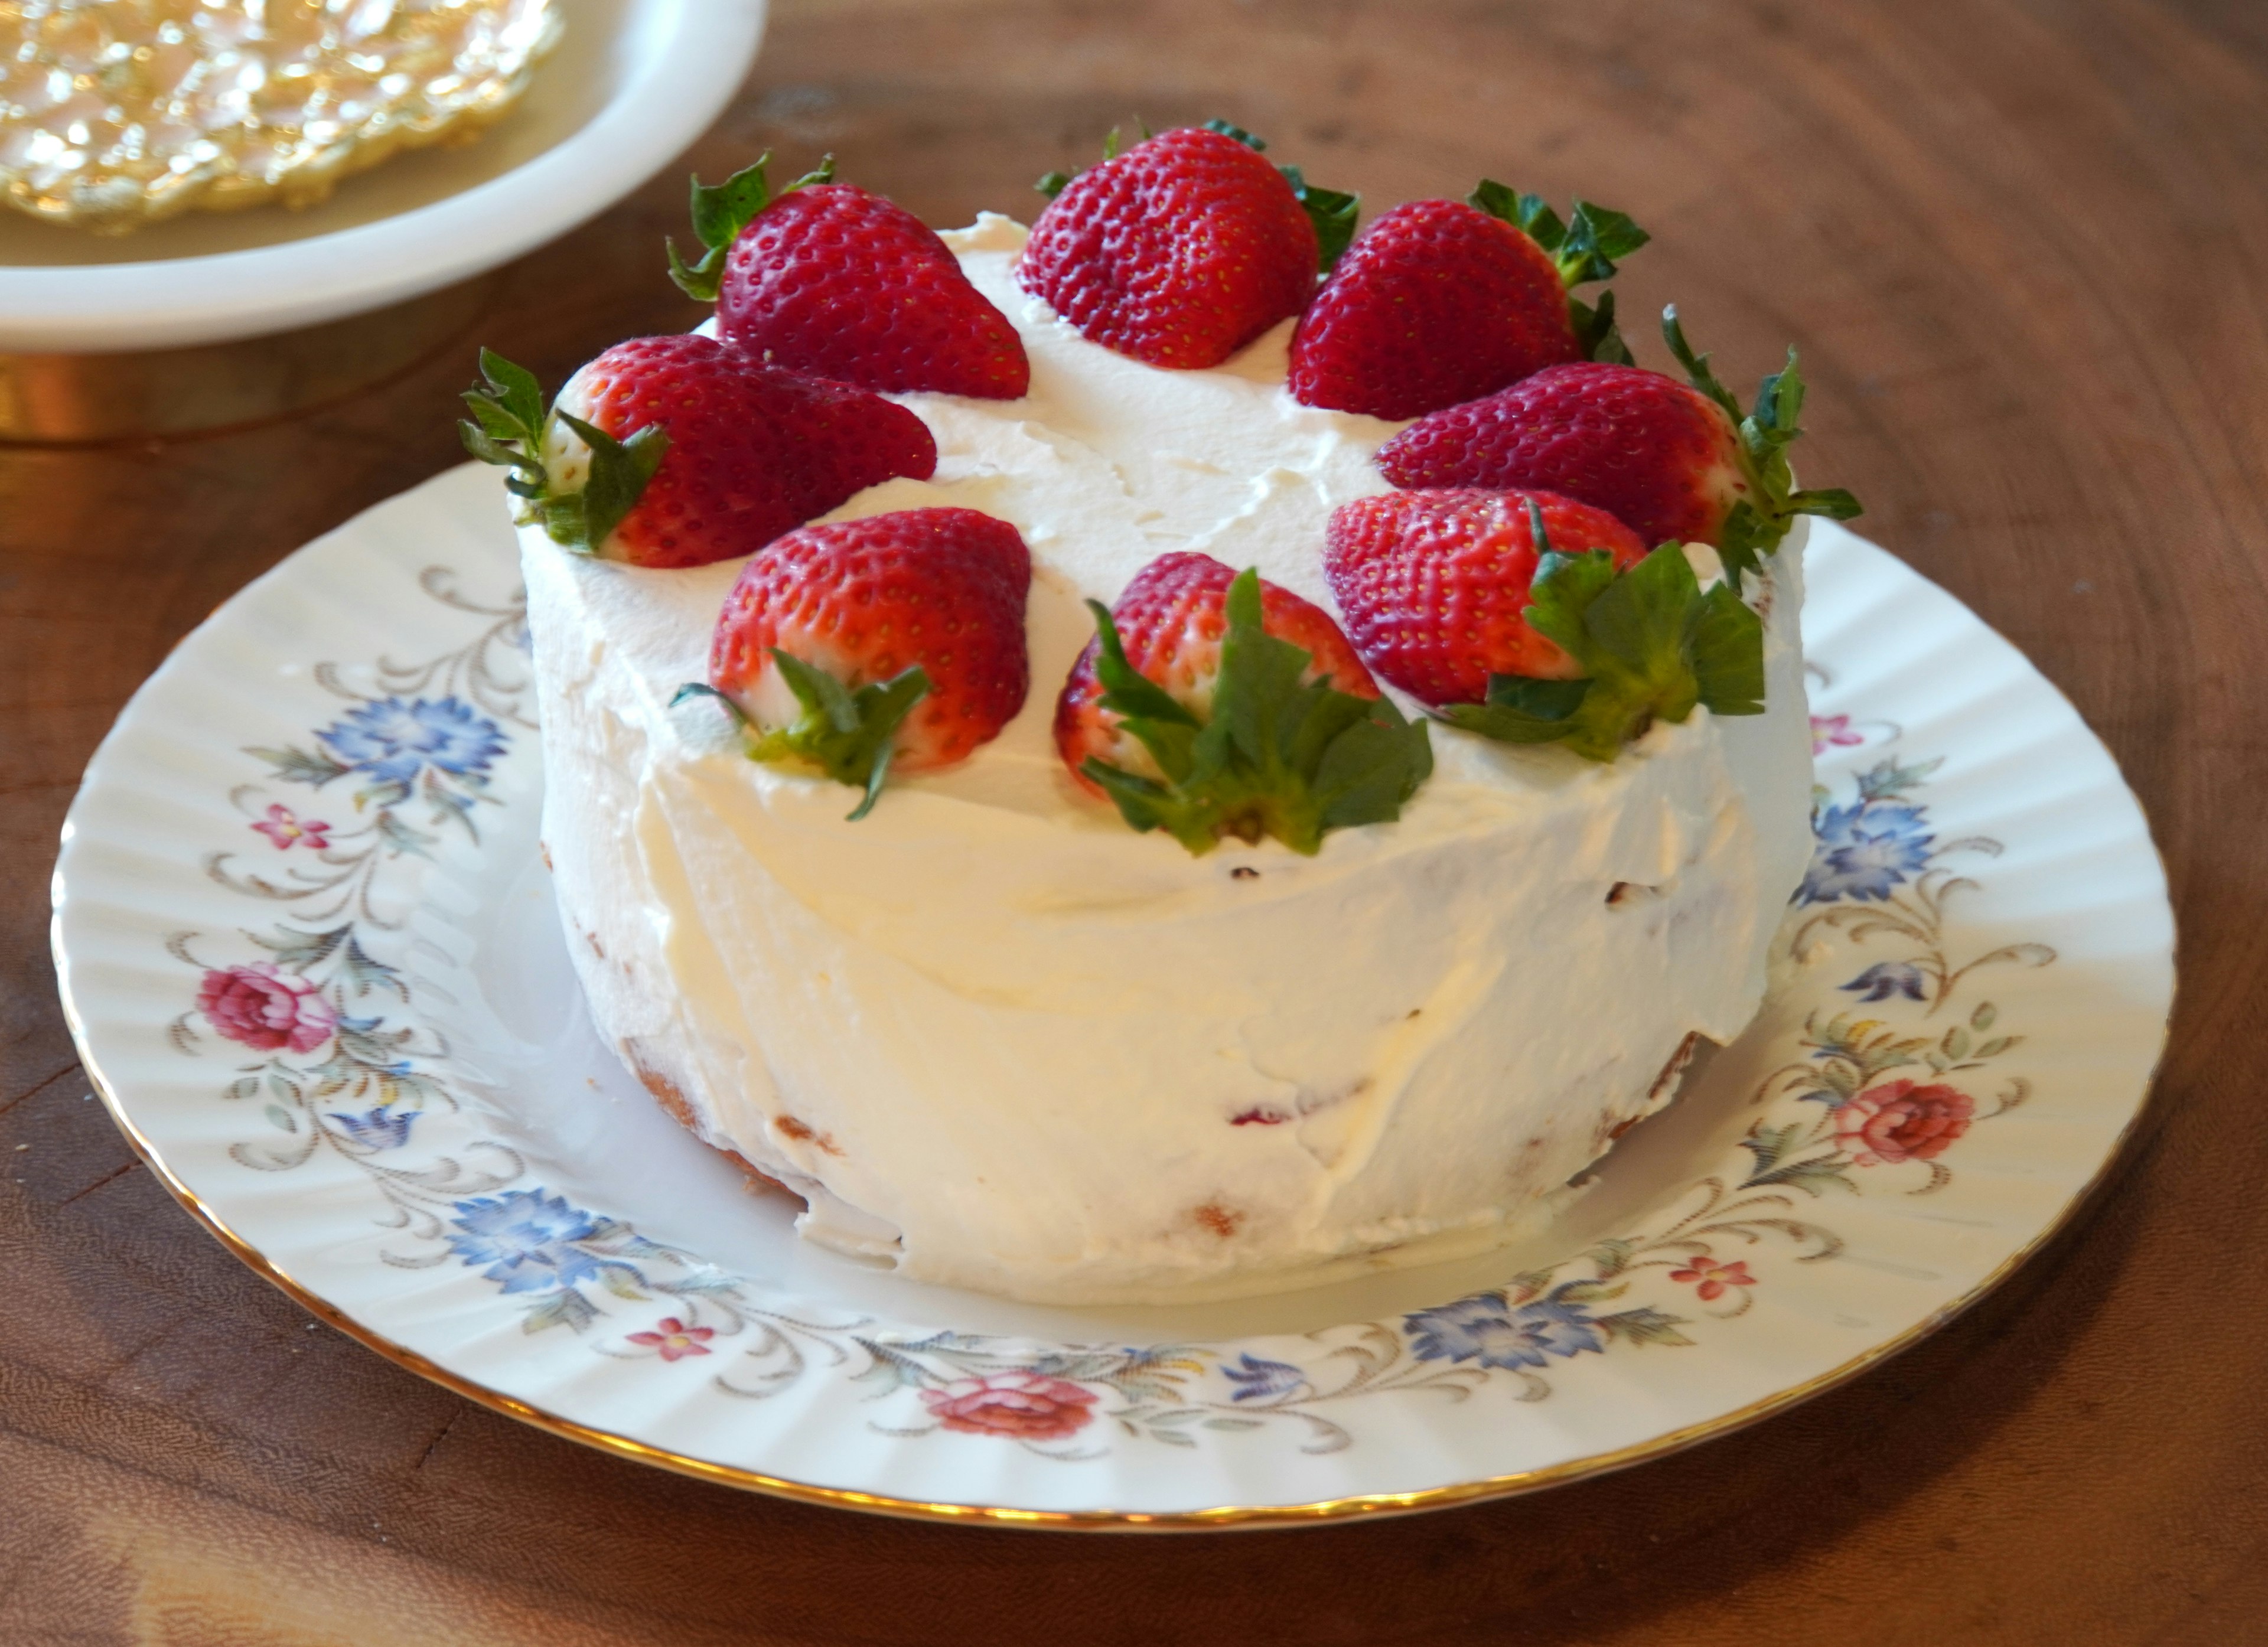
[52,466,2175,1527]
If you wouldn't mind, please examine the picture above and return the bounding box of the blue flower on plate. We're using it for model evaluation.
[318,696,506,787]
[447,1189,604,1294]
[1405,1291,1605,1370]
[1842,960,1929,1003]
[1222,1353,1305,1403]
[1798,800,1934,905]
[330,1107,417,1150]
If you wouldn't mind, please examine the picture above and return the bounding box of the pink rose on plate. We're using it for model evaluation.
[197,963,336,1055]
[626,1316,715,1362]
[1810,714,1865,756]
[250,803,331,852]
[1836,1078,1974,1166]
[1670,1257,1756,1302]
[920,1372,1099,1440]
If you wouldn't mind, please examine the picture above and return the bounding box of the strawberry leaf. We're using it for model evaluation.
[1469,181,1650,288]
[1034,169,1073,200]
[1561,201,1650,278]
[460,349,669,557]
[1201,118,1266,151]
[1472,182,1646,361]
[1278,163,1361,271]
[1688,581,1769,716]
[1442,504,1767,762]
[1791,487,1864,518]
[1436,675,1592,744]
[549,414,668,556]
[667,152,836,302]
[1080,569,1432,856]
[1569,289,1634,366]
[673,656,931,822]
[1084,598,1202,730]
[458,347,546,490]
[1661,306,1866,580]
[1549,543,1767,760]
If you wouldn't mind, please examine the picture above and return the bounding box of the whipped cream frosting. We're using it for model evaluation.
[523,214,1816,1304]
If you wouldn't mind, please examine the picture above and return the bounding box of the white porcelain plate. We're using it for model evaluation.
[51,465,2175,1527]
[0,0,767,352]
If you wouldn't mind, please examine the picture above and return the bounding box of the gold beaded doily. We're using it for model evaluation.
[0,0,561,233]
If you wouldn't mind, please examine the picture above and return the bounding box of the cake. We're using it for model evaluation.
[475,129,1855,1304]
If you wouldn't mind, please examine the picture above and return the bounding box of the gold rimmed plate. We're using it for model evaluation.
[51,465,2173,1526]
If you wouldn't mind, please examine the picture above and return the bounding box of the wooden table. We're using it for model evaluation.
[5,1,2263,1639]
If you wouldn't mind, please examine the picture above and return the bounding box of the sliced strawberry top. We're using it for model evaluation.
[1016,128,1321,370]
[1055,551,1376,791]
[1374,361,1748,550]
[710,507,1031,774]
[1325,489,1648,705]
[553,336,938,570]
[1288,198,1582,421]
[716,184,1031,400]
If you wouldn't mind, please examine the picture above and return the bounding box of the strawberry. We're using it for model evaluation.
[686,508,1032,818]
[1419,501,1770,762]
[665,153,1031,400]
[1324,489,1648,705]
[1375,308,1862,582]
[1055,552,1432,855]
[1017,123,1351,370]
[1289,183,1648,421]
[459,340,937,570]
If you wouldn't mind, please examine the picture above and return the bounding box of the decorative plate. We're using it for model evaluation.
[51,465,2174,1528]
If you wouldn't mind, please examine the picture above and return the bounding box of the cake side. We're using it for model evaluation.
[530,533,1810,1303]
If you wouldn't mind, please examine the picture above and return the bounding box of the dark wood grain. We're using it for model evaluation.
[5,1,2266,1641]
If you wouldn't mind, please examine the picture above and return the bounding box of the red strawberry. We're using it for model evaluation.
[666,155,1029,399]
[1056,552,1377,784]
[1288,185,1647,420]
[1377,363,1735,545]
[1016,126,1322,370]
[1324,489,1648,705]
[460,340,937,570]
[1374,308,1861,579]
[1054,553,1432,856]
[699,508,1031,816]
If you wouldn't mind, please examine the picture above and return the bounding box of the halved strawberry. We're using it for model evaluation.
[459,340,937,570]
[1324,489,1648,705]
[1055,552,1432,855]
[1017,123,1350,370]
[666,153,1030,400]
[685,508,1032,818]
[1376,308,1862,581]
[1288,184,1648,421]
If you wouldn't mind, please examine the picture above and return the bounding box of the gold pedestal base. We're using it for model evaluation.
[0,279,496,443]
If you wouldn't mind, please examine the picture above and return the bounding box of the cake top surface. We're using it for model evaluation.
[549,214,1774,865]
